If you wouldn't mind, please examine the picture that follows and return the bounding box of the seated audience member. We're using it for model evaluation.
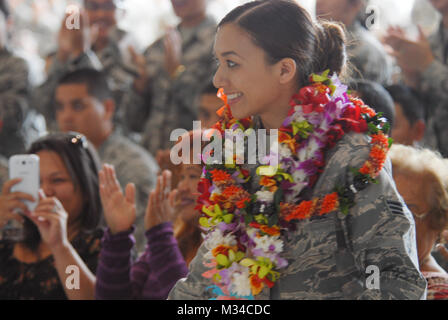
[95,131,204,299]
[32,9,101,130]
[197,82,223,129]
[0,133,103,299]
[349,79,395,129]
[95,163,203,299]
[316,0,392,84]
[386,84,426,146]
[0,1,31,157]
[122,0,217,155]
[155,82,222,188]
[54,68,158,254]
[390,144,448,300]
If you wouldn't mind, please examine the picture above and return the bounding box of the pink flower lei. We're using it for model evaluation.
[197,70,391,299]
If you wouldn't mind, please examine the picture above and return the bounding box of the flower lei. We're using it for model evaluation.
[197,70,392,299]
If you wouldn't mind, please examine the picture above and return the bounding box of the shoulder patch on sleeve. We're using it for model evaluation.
[386,200,405,216]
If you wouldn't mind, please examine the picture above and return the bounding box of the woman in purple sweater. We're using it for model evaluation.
[95,164,195,299]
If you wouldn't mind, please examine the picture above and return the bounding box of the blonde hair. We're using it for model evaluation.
[389,144,448,232]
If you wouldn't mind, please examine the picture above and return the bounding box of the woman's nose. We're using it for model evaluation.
[213,66,227,89]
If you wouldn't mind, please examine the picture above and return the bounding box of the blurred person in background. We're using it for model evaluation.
[0,0,31,157]
[383,0,448,157]
[390,144,448,300]
[197,81,222,129]
[83,0,137,133]
[54,68,158,254]
[156,81,222,189]
[386,84,426,146]
[122,0,217,155]
[349,79,396,129]
[316,0,392,84]
[0,132,104,299]
[31,7,102,130]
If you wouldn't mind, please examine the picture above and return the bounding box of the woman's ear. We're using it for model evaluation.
[277,58,297,85]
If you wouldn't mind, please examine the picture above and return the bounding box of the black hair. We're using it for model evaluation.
[386,84,425,125]
[0,0,10,19]
[22,132,103,251]
[349,79,395,128]
[218,0,348,87]
[57,68,112,102]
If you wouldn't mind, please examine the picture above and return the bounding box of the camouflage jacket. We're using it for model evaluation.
[97,130,159,254]
[31,50,102,131]
[168,132,427,300]
[121,16,217,154]
[0,154,8,188]
[0,48,30,157]
[346,22,393,85]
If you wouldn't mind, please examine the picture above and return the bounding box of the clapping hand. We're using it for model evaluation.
[156,149,182,188]
[144,170,178,231]
[129,45,149,95]
[163,27,183,78]
[57,8,91,62]
[99,164,136,235]
[383,25,434,84]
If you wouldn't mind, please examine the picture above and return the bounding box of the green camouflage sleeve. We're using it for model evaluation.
[168,243,218,300]
[31,51,102,129]
[120,86,149,133]
[336,135,427,299]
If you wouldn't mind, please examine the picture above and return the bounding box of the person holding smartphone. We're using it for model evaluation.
[0,132,103,299]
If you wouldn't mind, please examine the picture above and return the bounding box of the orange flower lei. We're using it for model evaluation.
[198,71,392,299]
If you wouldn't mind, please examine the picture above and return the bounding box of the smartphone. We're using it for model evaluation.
[8,154,40,212]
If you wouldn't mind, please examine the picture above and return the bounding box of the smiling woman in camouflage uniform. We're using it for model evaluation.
[168,0,427,300]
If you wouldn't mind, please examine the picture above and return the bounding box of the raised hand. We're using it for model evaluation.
[382,25,434,75]
[129,45,149,94]
[156,149,182,188]
[57,7,91,62]
[99,164,136,234]
[144,170,178,231]
[163,27,183,78]
[0,178,33,228]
